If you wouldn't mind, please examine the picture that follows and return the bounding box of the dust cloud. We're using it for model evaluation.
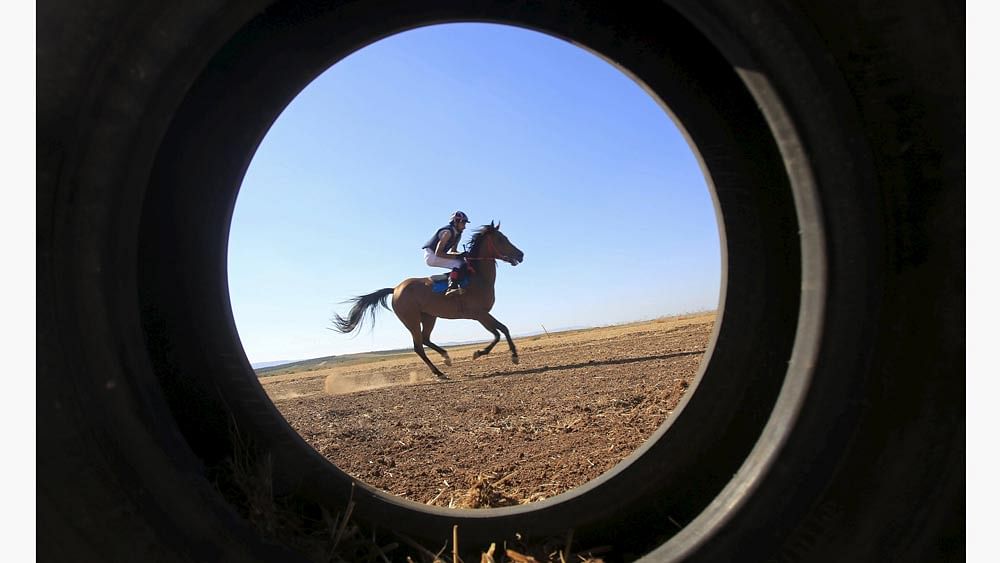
[324,370,428,395]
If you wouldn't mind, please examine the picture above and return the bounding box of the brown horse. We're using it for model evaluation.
[332,222,525,378]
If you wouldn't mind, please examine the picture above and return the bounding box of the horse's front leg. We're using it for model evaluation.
[472,323,500,360]
[497,318,519,364]
[473,314,518,364]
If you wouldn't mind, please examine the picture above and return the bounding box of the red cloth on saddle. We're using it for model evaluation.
[448,259,474,282]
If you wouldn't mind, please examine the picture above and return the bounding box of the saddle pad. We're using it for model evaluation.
[431,277,470,294]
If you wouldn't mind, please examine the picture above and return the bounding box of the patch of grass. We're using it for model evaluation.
[211,418,379,561]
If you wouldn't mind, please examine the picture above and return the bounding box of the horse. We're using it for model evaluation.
[331,221,525,379]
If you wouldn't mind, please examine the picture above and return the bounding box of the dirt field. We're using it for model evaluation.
[262,312,715,509]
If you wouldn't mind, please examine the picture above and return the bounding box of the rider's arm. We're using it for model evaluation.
[435,231,456,259]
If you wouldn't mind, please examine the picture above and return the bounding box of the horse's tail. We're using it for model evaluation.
[330,287,394,334]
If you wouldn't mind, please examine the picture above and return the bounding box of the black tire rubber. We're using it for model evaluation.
[38,1,963,561]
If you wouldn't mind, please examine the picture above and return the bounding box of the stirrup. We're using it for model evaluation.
[445,284,464,296]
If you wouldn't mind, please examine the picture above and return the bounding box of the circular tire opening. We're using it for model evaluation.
[228,22,722,512]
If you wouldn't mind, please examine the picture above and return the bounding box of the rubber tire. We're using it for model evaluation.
[38,1,963,562]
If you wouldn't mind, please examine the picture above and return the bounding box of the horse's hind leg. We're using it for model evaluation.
[420,313,451,366]
[397,310,447,379]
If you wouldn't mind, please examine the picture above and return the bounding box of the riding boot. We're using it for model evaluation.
[445,268,463,295]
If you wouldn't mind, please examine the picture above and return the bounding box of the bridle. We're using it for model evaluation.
[464,231,512,264]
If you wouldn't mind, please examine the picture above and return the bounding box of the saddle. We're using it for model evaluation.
[430,273,470,294]
[428,257,476,294]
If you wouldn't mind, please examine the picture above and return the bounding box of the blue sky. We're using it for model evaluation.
[227,23,721,364]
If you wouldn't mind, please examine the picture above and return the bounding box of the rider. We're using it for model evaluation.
[423,211,471,295]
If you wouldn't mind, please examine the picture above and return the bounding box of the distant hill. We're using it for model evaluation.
[251,360,294,370]
[253,349,412,377]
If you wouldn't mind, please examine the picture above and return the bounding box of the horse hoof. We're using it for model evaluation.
[511,355,519,365]
[472,351,482,360]
[444,356,452,366]
[435,373,448,380]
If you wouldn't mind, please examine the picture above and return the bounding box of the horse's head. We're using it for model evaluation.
[471,221,524,266]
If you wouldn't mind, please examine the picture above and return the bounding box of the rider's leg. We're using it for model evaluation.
[446,262,470,295]
[446,266,462,293]
[425,250,465,293]
[425,249,463,271]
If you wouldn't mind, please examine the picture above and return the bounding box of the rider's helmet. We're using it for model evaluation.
[450,211,470,224]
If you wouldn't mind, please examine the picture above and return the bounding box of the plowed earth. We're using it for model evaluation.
[262,312,715,509]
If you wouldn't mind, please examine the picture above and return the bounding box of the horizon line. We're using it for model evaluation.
[251,309,717,370]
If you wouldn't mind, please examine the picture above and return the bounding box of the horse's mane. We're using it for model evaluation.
[465,223,498,255]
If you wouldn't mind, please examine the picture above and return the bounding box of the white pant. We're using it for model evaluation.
[424,248,463,270]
